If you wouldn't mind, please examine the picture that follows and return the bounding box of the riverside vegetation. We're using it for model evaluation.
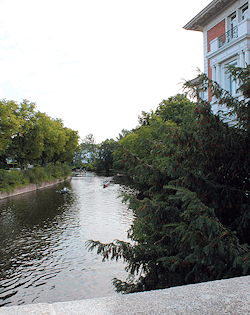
[0,98,120,191]
[0,164,72,193]
[2,66,250,295]
[87,66,250,294]
[0,99,78,192]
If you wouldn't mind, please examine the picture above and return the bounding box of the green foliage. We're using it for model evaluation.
[0,99,20,153]
[0,98,79,168]
[0,169,29,192]
[8,100,44,169]
[27,163,71,183]
[37,113,79,166]
[113,94,195,189]
[0,164,71,192]
[87,78,250,294]
[86,163,95,171]
[96,139,117,172]
[155,94,196,128]
[115,126,154,161]
[26,166,49,183]
[74,134,97,167]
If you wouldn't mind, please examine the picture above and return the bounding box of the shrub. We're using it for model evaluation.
[0,163,72,192]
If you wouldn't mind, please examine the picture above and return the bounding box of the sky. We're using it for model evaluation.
[0,0,212,144]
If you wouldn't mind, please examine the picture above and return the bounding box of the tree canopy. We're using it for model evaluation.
[0,99,79,169]
[87,70,250,294]
[80,134,97,163]
[96,139,117,173]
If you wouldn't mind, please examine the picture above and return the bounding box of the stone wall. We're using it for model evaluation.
[0,176,71,200]
[0,276,249,314]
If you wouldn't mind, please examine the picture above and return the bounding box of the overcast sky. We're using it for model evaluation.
[0,0,212,143]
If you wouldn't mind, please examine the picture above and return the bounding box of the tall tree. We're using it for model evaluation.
[78,134,97,164]
[97,139,117,173]
[0,99,20,168]
[87,75,250,294]
[57,127,79,163]
[155,93,195,127]
[0,99,20,153]
[37,114,69,165]
[9,100,44,169]
[36,112,56,166]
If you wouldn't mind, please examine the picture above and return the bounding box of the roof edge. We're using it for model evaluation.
[183,0,237,31]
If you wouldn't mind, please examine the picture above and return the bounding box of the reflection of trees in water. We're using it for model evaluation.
[0,183,77,306]
[0,175,134,306]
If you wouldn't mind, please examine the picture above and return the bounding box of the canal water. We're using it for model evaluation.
[0,173,134,307]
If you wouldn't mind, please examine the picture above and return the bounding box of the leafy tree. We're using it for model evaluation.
[78,134,97,164]
[83,133,96,148]
[138,110,154,126]
[0,99,20,154]
[96,139,117,173]
[49,118,69,164]
[87,73,250,294]
[114,95,195,184]
[137,94,195,129]
[116,126,154,161]
[8,100,44,169]
[36,112,57,166]
[117,129,132,140]
[37,113,77,165]
[58,127,79,163]
[155,93,196,128]
[0,97,78,170]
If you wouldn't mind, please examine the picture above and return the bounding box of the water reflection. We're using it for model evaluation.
[0,173,134,306]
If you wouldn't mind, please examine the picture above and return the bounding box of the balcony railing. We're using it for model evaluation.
[218,26,238,48]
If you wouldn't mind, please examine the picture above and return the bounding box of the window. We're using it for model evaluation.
[220,12,238,46]
[229,11,237,29]
[241,3,249,21]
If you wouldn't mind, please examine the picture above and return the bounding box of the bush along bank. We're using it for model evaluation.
[87,70,250,294]
[0,163,72,194]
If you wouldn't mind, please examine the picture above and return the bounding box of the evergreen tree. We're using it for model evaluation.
[87,67,250,294]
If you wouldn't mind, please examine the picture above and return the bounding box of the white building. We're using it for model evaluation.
[184,0,249,110]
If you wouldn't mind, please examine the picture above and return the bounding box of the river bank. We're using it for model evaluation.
[0,176,71,200]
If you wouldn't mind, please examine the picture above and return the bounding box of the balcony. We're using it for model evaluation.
[218,26,238,48]
[209,19,250,54]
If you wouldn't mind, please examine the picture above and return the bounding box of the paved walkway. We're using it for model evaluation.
[0,276,250,314]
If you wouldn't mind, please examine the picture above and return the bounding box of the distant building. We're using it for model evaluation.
[184,0,249,111]
[81,151,92,164]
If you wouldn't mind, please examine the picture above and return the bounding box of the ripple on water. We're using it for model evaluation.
[0,174,135,306]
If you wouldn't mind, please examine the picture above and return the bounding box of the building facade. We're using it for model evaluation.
[184,0,249,110]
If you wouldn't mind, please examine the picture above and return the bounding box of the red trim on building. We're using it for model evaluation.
[207,20,225,53]
[207,20,225,102]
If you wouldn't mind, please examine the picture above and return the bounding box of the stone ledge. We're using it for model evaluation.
[0,176,71,200]
[1,276,250,314]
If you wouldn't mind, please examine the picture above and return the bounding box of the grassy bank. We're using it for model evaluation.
[0,163,72,193]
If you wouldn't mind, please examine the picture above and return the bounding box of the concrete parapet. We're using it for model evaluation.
[0,276,249,314]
